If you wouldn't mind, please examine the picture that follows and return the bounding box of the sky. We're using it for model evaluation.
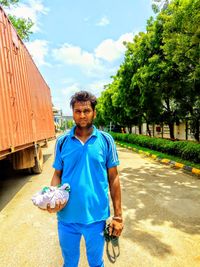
[5,0,154,115]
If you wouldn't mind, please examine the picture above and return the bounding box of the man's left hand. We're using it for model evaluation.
[109,218,124,237]
[46,200,66,213]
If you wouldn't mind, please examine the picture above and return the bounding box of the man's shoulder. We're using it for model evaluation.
[56,132,70,145]
[97,130,115,144]
[98,130,112,137]
[55,132,71,154]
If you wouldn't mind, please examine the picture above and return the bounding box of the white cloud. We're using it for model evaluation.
[61,83,82,97]
[95,39,120,62]
[61,80,110,100]
[61,78,76,85]
[53,83,82,115]
[96,16,110,27]
[52,95,68,114]
[52,32,136,78]
[53,80,111,115]
[88,80,111,97]
[95,32,135,62]
[53,43,103,75]
[25,39,50,66]
[5,0,49,32]
[53,32,135,67]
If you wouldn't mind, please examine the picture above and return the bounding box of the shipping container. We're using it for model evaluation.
[0,7,55,173]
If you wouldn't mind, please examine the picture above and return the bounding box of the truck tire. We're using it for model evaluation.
[32,146,43,174]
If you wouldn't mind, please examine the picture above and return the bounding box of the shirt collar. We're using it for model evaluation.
[69,125,97,138]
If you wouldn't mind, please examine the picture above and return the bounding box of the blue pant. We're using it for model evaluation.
[58,220,106,267]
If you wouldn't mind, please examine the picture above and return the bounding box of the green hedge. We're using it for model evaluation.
[110,132,200,164]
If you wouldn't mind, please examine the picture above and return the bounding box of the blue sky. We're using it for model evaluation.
[6,0,154,115]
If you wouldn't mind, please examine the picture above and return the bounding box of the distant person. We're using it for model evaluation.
[121,127,126,134]
[48,91,123,267]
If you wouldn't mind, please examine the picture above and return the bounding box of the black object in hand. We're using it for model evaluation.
[104,224,120,262]
[104,224,118,243]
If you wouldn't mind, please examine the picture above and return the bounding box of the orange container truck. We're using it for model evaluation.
[0,7,55,173]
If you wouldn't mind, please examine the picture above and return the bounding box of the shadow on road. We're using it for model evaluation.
[0,160,31,211]
[0,151,53,211]
[118,147,200,258]
[43,153,52,163]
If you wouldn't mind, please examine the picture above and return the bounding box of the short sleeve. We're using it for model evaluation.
[52,138,63,170]
[106,134,120,168]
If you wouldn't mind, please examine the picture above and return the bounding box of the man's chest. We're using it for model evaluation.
[61,140,106,165]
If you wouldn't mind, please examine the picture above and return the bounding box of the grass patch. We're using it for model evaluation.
[117,141,200,169]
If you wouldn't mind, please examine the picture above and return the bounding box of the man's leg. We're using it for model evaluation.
[83,221,106,267]
[58,221,82,267]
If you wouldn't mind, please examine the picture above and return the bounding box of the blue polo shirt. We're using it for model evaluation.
[53,126,119,224]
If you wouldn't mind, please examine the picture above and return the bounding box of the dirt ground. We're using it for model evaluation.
[0,140,200,267]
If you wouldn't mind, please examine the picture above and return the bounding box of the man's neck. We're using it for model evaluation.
[75,126,93,141]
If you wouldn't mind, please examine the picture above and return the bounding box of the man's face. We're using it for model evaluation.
[73,101,96,129]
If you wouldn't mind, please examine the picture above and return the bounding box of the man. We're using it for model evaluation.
[48,91,123,267]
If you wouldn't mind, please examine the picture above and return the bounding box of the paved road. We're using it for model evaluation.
[0,140,200,267]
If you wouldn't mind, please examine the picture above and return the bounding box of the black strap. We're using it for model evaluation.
[105,237,120,263]
[104,224,120,263]
[100,131,110,151]
[59,135,68,153]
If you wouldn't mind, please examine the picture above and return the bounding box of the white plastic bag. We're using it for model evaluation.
[32,183,70,209]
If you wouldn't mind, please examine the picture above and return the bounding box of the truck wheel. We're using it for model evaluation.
[32,146,43,174]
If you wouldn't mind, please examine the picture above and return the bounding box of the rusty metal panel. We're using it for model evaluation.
[0,7,55,156]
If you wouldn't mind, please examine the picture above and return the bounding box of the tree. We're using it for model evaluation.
[161,0,200,140]
[152,0,170,13]
[66,120,74,129]
[0,0,33,40]
[0,0,19,7]
[95,83,120,128]
[145,16,181,139]
[114,47,143,133]
[121,18,179,138]
[9,15,33,41]
[97,0,200,140]
[126,28,163,136]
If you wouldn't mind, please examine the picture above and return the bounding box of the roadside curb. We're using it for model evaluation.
[116,142,200,177]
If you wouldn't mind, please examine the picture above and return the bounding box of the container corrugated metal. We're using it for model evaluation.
[0,7,55,157]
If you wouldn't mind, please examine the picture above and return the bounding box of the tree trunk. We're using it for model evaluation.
[194,119,200,142]
[152,123,155,137]
[161,122,164,138]
[168,122,175,140]
[185,120,188,140]
[138,124,142,134]
[128,125,132,134]
[147,123,151,137]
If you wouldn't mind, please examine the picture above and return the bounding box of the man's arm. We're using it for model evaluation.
[47,169,66,213]
[50,169,62,186]
[108,166,124,236]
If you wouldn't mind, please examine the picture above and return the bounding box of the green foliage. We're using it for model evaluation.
[0,0,33,41]
[152,3,159,13]
[161,0,200,140]
[97,0,200,141]
[66,120,74,129]
[9,15,33,41]
[0,0,19,7]
[111,132,200,163]
[115,140,200,169]
[60,121,67,131]
[152,0,169,13]
[181,143,200,163]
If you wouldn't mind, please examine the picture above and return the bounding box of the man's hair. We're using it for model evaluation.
[70,91,97,111]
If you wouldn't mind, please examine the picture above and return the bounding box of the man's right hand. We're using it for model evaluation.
[46,200,66,213]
